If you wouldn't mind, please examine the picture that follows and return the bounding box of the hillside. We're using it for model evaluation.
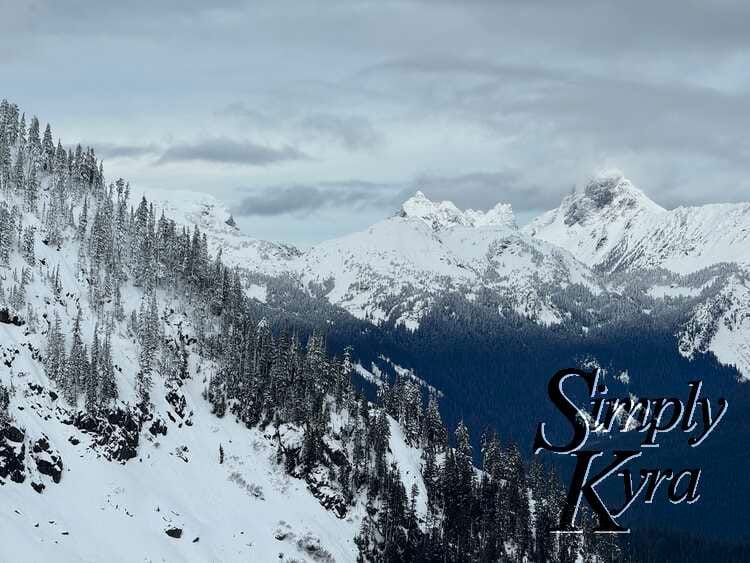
[0,100,614,562]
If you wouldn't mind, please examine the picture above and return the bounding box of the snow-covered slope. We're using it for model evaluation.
[678,274,750,378]
[293,206,598,328]
[142,177,750,379]
[0,191,427,562]
[526,170,750,378]
[147,188,301,276]
[525,170,750,275]
[158,189,601,329]
[2,373,364,562]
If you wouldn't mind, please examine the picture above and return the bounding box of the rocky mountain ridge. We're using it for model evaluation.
[156,171,750,379]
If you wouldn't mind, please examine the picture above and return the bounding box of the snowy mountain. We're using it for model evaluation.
[291,197,601,328]
[147,187,300,277]
[525,170,750,378]
[148,170,750,379]
[524,171,667,270]
[170,189,601,329]
[0,99,613,562]
[398,190,516,231]
[525,169,750,274]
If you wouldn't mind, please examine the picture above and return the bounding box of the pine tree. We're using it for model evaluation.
[21,226,34,266]
[12,150,24,193]
[25,166,38,211]
[99,331,118,404]
[45,311,66,382]
[114,283,125,321]
[64,307,87,405]
[85,326,101,412]
[136,292,160,407]
[77,196,88,240]
[424,392,447,451]
[42,123,54,170]
[17,113,26,150]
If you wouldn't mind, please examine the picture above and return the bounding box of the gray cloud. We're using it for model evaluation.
[218,103,383,152]
[157,138,307,166]
[8,0,750,242]
[216,102,276,128]
[232,170,566,219]
[233,181,400,217]
[411,171,568,214]
[78,142,160,160]
[298,113,383,151]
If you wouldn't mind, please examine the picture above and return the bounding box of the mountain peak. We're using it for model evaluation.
[399,191,515,231]
[583,169,629,207]
[562,170,664,227]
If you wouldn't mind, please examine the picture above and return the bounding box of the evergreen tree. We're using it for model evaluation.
[99,331,118,404]
[64,307,86,405]
[45,311,66,382]
[85,326,101,412]
[42,123,54,170]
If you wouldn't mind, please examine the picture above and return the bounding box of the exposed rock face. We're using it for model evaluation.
[0,424,26,484]
[68,408,141,462]
[3,424,24,443]
[166,389,191,423]
[0,308,25,326]
[1,419,66,491]
[149,418,168,436]
[306,471,348,519]
[274,425,351,519]
[165,527,183,539]
[31,436,63,484]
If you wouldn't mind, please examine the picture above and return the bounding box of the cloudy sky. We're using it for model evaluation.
[3,1,750,244]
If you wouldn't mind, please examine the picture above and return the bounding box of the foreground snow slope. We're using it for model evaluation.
[3,375,361,563]
[526,170,750,378]
[0,187,425,563]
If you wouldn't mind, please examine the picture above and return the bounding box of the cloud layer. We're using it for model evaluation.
[156,138,307,166]
[5,1,750,242]
[233,181,399,217]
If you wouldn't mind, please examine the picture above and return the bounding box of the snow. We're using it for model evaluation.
[2,382,363,562]
[711,318,750,380]
[354,363,384,386]
[679,276,750,380]
[399,191,516,231]
[245,283,267,303]
[0,185,432,562]
[526,172,750,275]
[141,177,750,379]
[387,419,427,516]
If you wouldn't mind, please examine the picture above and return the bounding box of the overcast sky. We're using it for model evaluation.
[3,1,750,244]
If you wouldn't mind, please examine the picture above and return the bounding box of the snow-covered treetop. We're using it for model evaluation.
[398,190,516,231]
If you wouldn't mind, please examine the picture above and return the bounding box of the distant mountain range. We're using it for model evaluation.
[153,171,750,380]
